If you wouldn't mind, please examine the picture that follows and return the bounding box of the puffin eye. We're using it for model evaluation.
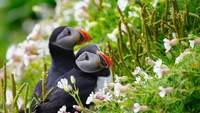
[85,54,89,60]
[67,30,71,36]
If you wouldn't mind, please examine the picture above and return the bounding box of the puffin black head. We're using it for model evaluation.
[49,26,92,50]
[75,44,113,73]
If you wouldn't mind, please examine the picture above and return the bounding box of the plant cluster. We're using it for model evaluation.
[0,0,200,113]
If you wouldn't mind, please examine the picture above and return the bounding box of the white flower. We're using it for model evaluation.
[132,67,142,75]
[135,76,141,83]
[164,38,171,52]
[121,23,127,33]
[117,0,128,11]
[23,54,30,66]
[74,1,89,22]
[128,11,139,18]
[27,24,41,40]
[115,74,120,83]
[74,1,88,10]
[172,32,176,39]
[6,90,24,109]
[114,82,122,97]
[132,103,148,112]
[6,45,16,60]
[85,21,98,31]
[154,59,162,68]
[175,50,192,64]
[189,40,195,48]
[86,92,95,104]
[57,105,67,113]
[132,67,150,79]
[37,40,49,57]
[175,53,184,64]
[158,86,166,98]
[95,89,112,101]
[74,9,88,22]
[62,9,73,21]
[86,88,112,105]
[153,67,162,78]
[153,59,163,78]
[158,86,173,98]
[107,33,117,42]
[133,103,140,113]
[152,0,158,7]
[57,78,68,89]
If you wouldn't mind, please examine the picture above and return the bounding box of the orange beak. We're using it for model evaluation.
[97,51,113,68]
[76,29,92,43]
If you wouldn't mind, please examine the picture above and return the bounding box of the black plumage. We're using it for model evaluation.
[33,26,91,104]
[34,44,112,113]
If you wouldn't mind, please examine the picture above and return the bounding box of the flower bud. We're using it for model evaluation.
[92,98,103,104]
[102,2,111,8]
[88,21,98,28]
[140,106,148,112]
[169,39,179,46]
[145,57,155,66]
[181,41,188,47]
[162,67,170,74]
[165,87,173,93]
[96,94,105,100]
[194,38,200,44]
[73,105,82,111]
[165,51,172,59]
[112,28,119,36]
[32,5,42,13]
[120,84,130,93]
[119,76,128,82]
[107,83,115,88]
[64,85,72,92]
[70,76,76,84]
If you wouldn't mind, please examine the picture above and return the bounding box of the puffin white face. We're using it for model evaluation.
[52,27,80,50]
[76,51,104,73]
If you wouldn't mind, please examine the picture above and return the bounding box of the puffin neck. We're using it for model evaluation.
[49,44,75,68]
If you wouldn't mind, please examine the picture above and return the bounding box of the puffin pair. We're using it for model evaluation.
[34,26,92,98]
[32,26,113,113]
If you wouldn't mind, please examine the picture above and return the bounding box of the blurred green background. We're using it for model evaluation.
[0,0,55,65]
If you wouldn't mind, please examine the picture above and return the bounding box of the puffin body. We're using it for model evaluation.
[33,26,91,101]
[35,44,113,113]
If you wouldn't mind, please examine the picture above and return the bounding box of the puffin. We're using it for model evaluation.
[34,44,113,113]
[33,26,92,101]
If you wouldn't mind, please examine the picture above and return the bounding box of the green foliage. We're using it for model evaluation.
[0,0,55,64]
[1,0,200,113]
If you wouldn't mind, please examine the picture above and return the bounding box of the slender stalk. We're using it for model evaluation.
[161,14,165,34]
[12,83,27,113]
[141,5,150,55]
[42,63,47,99]
[29,99,35,113]
[2,62,8,113]
[117,20,133,78]
[1,79,8,113]
[164,0,169,21]
[24,83,29,113]
[117,6,135,57]
[106,42,115,78]
[185,3,190,29]
[11,73,19,113]
[43,88,54,102]
[153,11,158,42]
[33,93,41,104]
[172,0,180,39]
